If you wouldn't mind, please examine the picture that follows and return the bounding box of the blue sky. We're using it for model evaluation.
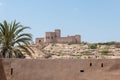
[0,0,120,43]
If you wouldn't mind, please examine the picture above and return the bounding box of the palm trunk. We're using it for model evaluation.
[9,51,12,58]
[0,56,7,80]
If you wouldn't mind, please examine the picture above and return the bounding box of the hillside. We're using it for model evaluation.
[25,42,120,59]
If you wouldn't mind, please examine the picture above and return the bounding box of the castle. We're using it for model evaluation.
[36,29,81,44]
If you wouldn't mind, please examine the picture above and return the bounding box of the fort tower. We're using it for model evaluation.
[36,29,81,44]
[55,29,61,38]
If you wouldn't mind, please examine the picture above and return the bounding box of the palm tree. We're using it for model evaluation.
[0,20,33,58]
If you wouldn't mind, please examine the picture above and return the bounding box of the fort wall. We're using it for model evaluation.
[35,29,81,44]
[1,59,120,80]
[55,29,61,38]
[35,38,44,44]
[57,36,77,43]
[45,32,56,43]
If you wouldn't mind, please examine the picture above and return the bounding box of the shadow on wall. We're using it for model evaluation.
[0,58,7,80]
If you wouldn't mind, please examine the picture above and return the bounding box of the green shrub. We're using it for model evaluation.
[67,42,74,45]
[101,49,109,55]
[97,41,116,45]
[51,43,55,46]
[89,44,97,49]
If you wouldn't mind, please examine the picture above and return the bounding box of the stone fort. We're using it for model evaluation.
[36,29,81,44]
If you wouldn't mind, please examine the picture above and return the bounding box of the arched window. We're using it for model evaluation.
[101,63,103,67]
[11,68,13,75]
[51,36,53,39]
[90,63,92,67]
[39,40,41,43]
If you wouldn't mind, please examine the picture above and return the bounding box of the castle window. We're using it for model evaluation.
[90,63,92,67]
[39,40,41,43]
[46,36,50,39]
[80,70,84,73]
[11,68,13,75]
[101,63,103,67]
[51,36,53,39]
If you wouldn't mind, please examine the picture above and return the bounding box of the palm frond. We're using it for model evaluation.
[0,20,33,58]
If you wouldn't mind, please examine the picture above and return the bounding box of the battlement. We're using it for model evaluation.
[35,29,81,44]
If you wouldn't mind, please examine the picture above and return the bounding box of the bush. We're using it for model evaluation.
[97,41,116,45]
[81,41,88,45]
[67,42,74,45]
[89,44,97,49]
[51,43,55,46]
[101,49,109,55]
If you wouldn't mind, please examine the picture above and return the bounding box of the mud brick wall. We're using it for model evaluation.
[1,59,120,80]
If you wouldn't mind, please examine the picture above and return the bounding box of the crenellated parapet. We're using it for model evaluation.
[35,29,81,44]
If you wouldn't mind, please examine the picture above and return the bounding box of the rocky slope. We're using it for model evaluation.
[25,42,120,59]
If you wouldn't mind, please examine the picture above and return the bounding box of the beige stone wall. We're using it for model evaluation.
[35,29,81,44]
[57,35,81,44]
[55,29,61,38]
[44,32,56,43]
[57,36,76,43]
[35,38,44,44]
[75,35,81,43]
[1,59,120,80]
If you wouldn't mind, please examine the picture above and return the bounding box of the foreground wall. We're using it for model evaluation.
[1,59,120,80]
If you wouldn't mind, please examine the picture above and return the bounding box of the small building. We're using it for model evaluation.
[35,29,81,44]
